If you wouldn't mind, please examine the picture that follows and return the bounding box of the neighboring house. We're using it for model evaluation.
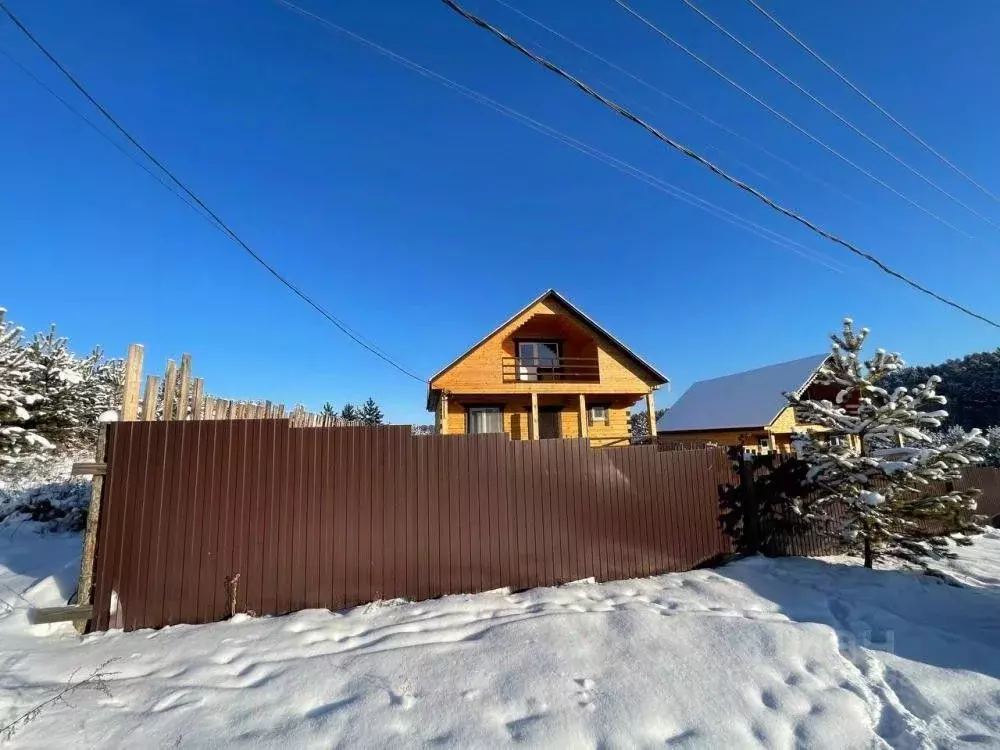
[427,290,668,447]
[656,354,853,453]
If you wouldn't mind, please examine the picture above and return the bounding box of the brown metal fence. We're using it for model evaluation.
[90,421,734,631]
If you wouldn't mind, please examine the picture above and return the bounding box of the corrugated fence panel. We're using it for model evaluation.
[91,424,815,631]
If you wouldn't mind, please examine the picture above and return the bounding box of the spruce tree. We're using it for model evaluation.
[0,309,51,466]
[321,402,337,418]
[341,402,359,422]
[359,397,385,426]
[23,325,93,449]
[789,319,988,569]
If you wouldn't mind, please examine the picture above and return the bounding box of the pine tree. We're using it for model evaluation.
[321,402,337,418]
[22,325,94,450]
[341,402,359,422]
[0,309,51,466]
[789,319,988,569]
[359,397,385,426]
[629,407,668,443]
[886,349,1000,430]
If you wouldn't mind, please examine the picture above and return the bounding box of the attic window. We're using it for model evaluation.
[588,405,610,426]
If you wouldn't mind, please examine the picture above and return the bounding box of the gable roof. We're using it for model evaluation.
[429,289,669,387]
[655,354,829,433]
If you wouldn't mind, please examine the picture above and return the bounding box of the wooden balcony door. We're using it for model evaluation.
[517,341,560,382]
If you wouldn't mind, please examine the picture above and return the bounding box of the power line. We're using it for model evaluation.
[611,0,975,242]
[438,0,1000,328]
[0,42,403,366]
[678,0,1000,236]
[488,0,867,209]
[272,0,845,273]
[744,0,1000,208]
[0,1,426,383]
[0,45,208,223]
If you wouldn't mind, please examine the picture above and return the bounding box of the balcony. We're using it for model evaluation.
[501,356,600,383]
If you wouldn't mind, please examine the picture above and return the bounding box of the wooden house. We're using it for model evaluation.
[427,290,668,447]
[656,354,852,453]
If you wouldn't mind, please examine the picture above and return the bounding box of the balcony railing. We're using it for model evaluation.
[501,356,600,383]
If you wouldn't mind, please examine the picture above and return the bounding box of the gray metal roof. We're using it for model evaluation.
[656,354,828,433]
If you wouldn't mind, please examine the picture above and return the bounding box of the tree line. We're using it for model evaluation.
[887,349,1000,432]
[321,398,385,426]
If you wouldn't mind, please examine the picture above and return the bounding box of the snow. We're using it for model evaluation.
[859,490,886,507]
[2,526,1000,747]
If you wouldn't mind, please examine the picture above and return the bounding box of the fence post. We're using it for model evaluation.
[74,424,109,632]
[140,375,159,421]
[121,344,144,421]
[177,354,192,420]
[739,450,760,555]
[191,378,205,420]
[162,360,178,421]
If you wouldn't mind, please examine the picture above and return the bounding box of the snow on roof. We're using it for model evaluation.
[656,354,829,433]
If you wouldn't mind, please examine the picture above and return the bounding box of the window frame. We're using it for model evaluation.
[515,340,562,382]
[587,404,611,427]
[466,405,504,435]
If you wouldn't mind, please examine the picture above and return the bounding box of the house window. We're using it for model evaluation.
[468,406,503,434]
[517,341,561,382]
[588,405,610,426]
[758,437,770,452]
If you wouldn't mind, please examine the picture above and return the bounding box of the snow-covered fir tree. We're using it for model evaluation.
[22,325,91,449]
[0,309,51,466]
[359,398,385,426]
[788,319,989,569]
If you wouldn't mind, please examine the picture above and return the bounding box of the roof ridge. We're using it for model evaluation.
[428,289,668,388]
[687,353,828,386]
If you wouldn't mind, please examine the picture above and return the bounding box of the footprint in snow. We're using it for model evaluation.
[388,689,417,710]
[574,677,596,711]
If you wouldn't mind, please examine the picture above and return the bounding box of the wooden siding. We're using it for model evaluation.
[446,397,631,446]
[431,297,659,396]
[768,406,797,434]
[769,406,832,435]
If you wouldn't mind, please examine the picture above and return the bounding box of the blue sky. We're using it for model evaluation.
[2,0,999,424]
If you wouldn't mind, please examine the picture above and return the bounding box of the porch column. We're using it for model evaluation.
[578,394,588,438]
[530,392,539,440]
[645,391,657,441]
[768,433,777,452]
[440,392,449,435]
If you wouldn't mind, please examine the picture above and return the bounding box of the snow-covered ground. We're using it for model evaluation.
[2,525,999,749]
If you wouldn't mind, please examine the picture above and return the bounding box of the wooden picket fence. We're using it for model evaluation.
[119,343,361,427]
